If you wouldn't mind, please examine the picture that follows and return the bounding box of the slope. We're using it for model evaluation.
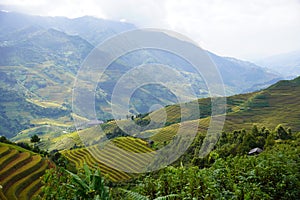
[49,77,300,184]
[1,11,282,139]
[141,76,300,145]
[61,136,154,182]
[0,142,51,200]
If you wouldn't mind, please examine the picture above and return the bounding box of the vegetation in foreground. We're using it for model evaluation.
[32,125,300,200]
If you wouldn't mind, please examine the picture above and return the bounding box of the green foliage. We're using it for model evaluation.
[40,163,111,200]
[120,188,177,200]
[66,163,111,200]
[251,124,259,137]
[134,142,300,199]
[0,136,12,144]
[48,151,76,172]
[264,133,275,149]
[31,134,41,143]
[275,124,291,140]
[40,167,74,200]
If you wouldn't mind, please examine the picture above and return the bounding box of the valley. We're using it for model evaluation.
[0,10,299,200]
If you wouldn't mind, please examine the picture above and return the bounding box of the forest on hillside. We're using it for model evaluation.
[1,124,299,199]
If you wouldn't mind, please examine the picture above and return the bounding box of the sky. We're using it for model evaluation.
[1,0,300,61]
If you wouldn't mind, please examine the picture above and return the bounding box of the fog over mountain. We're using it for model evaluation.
[0,11,283,138]
[256,50,300,78]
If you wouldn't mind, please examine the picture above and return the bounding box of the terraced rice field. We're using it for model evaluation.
[62,137,155,182]
[0,143,50,200]
[138,117,210,144]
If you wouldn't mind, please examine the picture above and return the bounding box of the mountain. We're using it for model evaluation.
[23,76,300,152]
[207,52,280,93]
[0,11,282,138]
[255,50,300,78]
[0,87,70,138]
[0,11,136,46]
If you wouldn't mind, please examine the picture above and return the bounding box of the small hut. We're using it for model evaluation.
[248,147,263,155]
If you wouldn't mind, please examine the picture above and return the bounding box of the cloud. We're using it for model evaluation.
[164,0,300,59]
[0,0,300,60]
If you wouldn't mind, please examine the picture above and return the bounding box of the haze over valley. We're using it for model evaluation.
[0,1,299,199]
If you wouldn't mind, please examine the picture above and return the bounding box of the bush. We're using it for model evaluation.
[134,143,300,199]
[39,164,111,200]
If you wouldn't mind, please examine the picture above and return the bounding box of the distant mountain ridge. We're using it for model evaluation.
[256,50,300,78]
[0,11,283,138]
[0,11,136,45]
[207,52,279,93]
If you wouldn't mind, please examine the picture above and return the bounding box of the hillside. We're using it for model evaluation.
[0,11,282,139]
[62,137,154,182]
[35,76,300,185]
[148,76,300,135]
[0,142,51,200]
[224,76,300,131]
[0,87,70,138]
[50,76,300,150]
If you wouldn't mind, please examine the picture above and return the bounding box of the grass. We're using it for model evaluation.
[7,160,48,200]
[0,144,50,199]
[18,178,43,200]
[0,189,7,200]
[25,99,63,108]
[0,149,19,171]
[0,143,35,154]
[136,77,300,140]
[0,146,10,157]
[64,148,131,182]
[62,136,155,181]
[0,152,31,180]
[223,78,300,132]
[13,125,66,142]
[52,131,80,143]
[1,155,43,192]
[30,118,71,127]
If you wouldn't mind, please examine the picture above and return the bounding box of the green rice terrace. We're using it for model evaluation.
[0,143,51,200]
[62,137,155,182]
[1,7,300,199]
[0,76,299,199]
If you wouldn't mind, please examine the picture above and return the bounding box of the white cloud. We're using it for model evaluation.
[0,0,300,60]
[164,0,300,59]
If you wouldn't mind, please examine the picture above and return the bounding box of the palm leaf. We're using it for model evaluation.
[119,188,148,200]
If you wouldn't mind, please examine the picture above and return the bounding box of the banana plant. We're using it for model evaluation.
[65,163,111,200]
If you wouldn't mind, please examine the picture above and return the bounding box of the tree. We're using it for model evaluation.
[238,131,257,154]
[0,136,12,144]
[40,167,74,200]
[30,134,40,143]
[251,124,259,137]
[275,124,290,140]
[40,163,111,200]
[264,133,275,149]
